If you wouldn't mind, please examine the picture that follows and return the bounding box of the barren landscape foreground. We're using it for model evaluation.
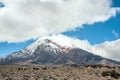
[0,65,120,80]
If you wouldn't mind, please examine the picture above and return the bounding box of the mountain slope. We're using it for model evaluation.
[0,35,120,65]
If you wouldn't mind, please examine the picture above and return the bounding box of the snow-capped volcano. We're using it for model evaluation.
[25,34,91,55]
[13,34,77,57]
[13,34,84,56]
[0,34,120,65]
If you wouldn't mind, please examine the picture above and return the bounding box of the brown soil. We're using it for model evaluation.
[0,65,120,80]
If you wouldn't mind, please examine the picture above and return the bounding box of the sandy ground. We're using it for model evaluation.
[0,65,120,80]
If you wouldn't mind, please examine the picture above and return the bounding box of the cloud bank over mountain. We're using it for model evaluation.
[93,39,120,61]
[0,0,120,42]
[40,34,120,61]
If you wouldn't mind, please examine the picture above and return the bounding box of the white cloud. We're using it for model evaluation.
[40,34,120,61]
[93,39,120,61]
[0,0,120,42]
[112,30,119,38]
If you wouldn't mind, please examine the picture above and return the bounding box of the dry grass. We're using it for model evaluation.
[0,65,120,80]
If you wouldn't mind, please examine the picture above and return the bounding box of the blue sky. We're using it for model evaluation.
[0,0,120,57]
[63,13,120,44]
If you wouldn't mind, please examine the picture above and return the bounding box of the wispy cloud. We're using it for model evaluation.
[0,0,120,42]
[112,30,119,38]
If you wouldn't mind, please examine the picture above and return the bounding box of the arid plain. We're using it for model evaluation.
[0,65,120,80]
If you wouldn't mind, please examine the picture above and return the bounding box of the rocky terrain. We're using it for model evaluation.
[0,65,120,80]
